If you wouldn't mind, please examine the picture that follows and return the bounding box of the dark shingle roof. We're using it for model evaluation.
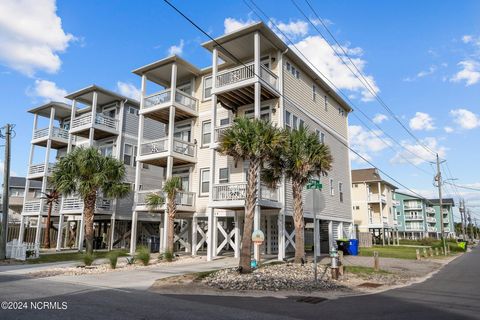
[427,198,455,206]
[351,168,398,189]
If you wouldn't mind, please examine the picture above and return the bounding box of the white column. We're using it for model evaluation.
[162,211,168,252]
[266,215,272,255]
[88,91,98,146]
[78,214,85,251]
[159,219,164,253]
[212,215,218,258]
[56,214,64,251]
[35,107,55,245]
[328,220,333,250]
[184,220,191,253]
[109,216,115,250]
[378,181,385,246]
[315,218,321,256]
[67,100,76,153]
[18,217,25,243]
[277,211,285,261]
[253,31,262,260]
[129,211,138,254]
[131,75,147,255]
[191,216,198,256]
[234,212,241,258]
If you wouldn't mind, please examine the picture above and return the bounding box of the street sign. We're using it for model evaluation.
[306,179,323,190]
[251,230,265,244]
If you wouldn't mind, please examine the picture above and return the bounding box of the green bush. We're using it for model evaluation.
[82,253,95,266]
[136,246,151,266]
[107,251,120,269]
[160,250,174,262]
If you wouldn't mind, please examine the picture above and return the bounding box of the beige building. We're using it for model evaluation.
[351,168,399,245]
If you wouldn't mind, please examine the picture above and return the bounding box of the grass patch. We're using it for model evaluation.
[344,265,390,275]
[28,250,128,264]
[358,246,425,260]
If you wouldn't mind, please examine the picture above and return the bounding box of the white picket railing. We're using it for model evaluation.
[34,127,69,140]
[6,240,40,260]
[23,200,41,213]
[61,196,112,212]
[404,215,424,220]
[136,190,195,208]
[71,113,118,131]
[260,184,279,202]
[426,207,436,214]
[140,138,168,156]
[144,90,171,108]
[212,183,278,202]
[28,162,55,175]
[216,63,255,88]
[260,65,278,90]
[71,113,92,128]
[172,139,196,157]
[427,226,437,232]
[426,217,436,223]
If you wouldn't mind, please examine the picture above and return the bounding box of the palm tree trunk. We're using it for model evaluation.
[239,160,259,273]
[43,202,52,248]
[292,180,305,263]
[166,198,176,253]
[83,191,97,255]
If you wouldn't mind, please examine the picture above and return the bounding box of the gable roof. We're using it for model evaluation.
[351,168,397,189]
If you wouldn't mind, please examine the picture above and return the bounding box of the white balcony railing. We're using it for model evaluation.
[33,127,69,140]
[215,62,278,91]
[136,190,195,208]
[443,218,450,224]
[404,215,424,220]
[426,217,436,223]
[172,139,196,157]
[214,124,232,143]
[212,183,278,202]
[404,204,423,210]
[140,138,168,156]
[23,200,41,213]
[444,227,451,232]
[61,196,113,212]
[426,207,436,214]
[367,194,387,203]
[174,90,197,111]
[260,65,278,90]
[28,163,55,176]
[71,113,118,131]
[405,225,424,231]
[427,226,437,232]
[144,90,171,109]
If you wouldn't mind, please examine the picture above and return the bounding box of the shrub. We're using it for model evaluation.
[82,253,95,266]
[160,250,174,262]
[107,251,120,269]
[136,246,151,266]
[126,257,136,265]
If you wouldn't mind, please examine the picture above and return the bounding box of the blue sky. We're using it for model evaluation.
[0,0,479,219]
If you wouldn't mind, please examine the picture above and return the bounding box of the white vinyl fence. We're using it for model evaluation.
[6,239,40,260]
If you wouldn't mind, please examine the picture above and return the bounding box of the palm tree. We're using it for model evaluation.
[51,147,130,255]
[264,126,332,263]
[219,117,284,273]
[145,176,182,253]
[41,189,60,249]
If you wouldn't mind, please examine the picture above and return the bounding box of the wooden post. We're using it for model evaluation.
[429,247,433,257]
[416,249,421,260]
[423,248,428,258]
[338,251,344,275]
[435,247,439,256]
[373,251,379,271]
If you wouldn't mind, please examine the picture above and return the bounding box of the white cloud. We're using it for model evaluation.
[450,60,480,86]
[450,108,480,130]
[417,65,437,78]
[444,126,454,133]
[391,137,447,165]
[268,19,309,40]
[224,17,256,34]
[168,39,184,56]
[409,112,435,131]
[293,36,379,102]
[462,35,473,44]
[116,82,141,101]
[0,0,74,76]
[348,125,391,163]
[30,79,67,103]
[372,113,388,124]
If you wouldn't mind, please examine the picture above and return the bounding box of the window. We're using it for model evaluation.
[286,62,300,78]
[339,107,345,117]
[286,62,291,72]
[320,132,325,144]
[299,119,305,129]
[123,144,133,165]
[203,76,212,100]
[99,142,114,158]
[219,168,229,184]
[330,178,334,196]
[220,118,230,126]
[133,146,138,166]
[285,111,291,130]
[202,121,211,146]
[292,115,298,130]
[200,168,210,195]
[128,107,138,115]
[339,182,344,202]
[324,95,328,111]
[313,84,316,102]
[295,69,300,79]
[355,206,360,210]
[11,188,24,197]
[245,106,270,121]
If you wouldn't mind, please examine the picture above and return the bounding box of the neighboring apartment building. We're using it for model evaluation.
[351,168,399,245]
[395,192,427,239]
[426,198,455,238]
[130,21,354,260]
[1,177,42,223]
[18,88,162,249]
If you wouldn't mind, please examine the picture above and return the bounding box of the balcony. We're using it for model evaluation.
[141,89,198,123]
[22,200,60,215]
[213,63,280,110]
[60,196,113,214]
[138,137,196,166]
[211,182,281,209]
[70,113,119,139]
[368,216,389,228]
[28,163,55,180]
[134,189,195,212]
[427,226,437,232]
[32,127,69,148]
[367,194,387,204]
[426,217,436,223]
[214,124,232,144]
[392,200,400,206]
[443,218,450,224]
[444,227,451,232]
[405,225,424,231]
[404,215,424,221]
[426,207,436,214]
[404,204,423,210]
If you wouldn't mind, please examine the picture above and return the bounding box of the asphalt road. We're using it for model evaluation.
[0,247,479,320]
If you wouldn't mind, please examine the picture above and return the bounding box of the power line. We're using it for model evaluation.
[296,0,438,157]
[445,182,480,192]
[243,0,436,175]
[162,0,442,208]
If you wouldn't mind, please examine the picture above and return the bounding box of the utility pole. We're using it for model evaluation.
[468,210,474,241]
[0,124,12,260]
[475,217,478,240]
[435,154,447,255]
[459,199,467,240]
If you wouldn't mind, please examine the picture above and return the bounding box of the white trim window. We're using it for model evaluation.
[219,168,229,184]
[324,95,328,111]
[312,84,316,102]
[203,76,212,100]
[202,120,211,146]
[128,106,138,115]
[339,182,344,202]
[330,178,335,196]
[244,106,271,121]
[200,168,210,195]
[123,143,133,166]
[285,111,291,130]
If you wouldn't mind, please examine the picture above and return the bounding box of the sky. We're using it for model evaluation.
[0,0,479,220]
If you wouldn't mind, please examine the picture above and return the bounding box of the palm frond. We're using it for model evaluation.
[145,192,165,210]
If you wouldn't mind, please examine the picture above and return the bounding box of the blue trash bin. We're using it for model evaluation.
[348,239,359,256]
